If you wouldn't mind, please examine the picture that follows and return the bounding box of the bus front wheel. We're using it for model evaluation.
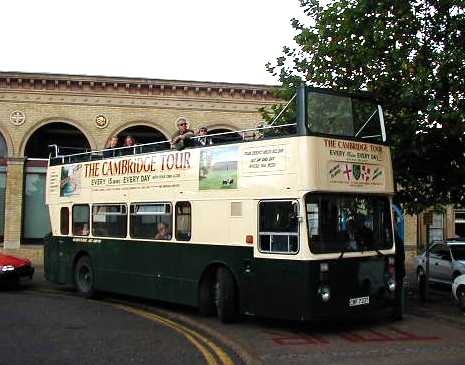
[215,267,237,323]
[74,256,96,298]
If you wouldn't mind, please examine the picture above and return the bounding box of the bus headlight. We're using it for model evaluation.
[387,278,396,293]
[318,285,331,302]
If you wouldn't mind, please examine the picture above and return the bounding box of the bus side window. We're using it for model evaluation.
[175,202,191,241]
[92,204,127,238]
[259,200,299,254]
[72,205,90,236]
[60,207,69,235]
[130,203,172,240]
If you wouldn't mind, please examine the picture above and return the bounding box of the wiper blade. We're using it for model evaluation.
[355,109,378,137]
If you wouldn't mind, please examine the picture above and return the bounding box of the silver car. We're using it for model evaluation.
[416,240,465,288]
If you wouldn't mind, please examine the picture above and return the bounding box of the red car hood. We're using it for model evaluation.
[0,254,31,268]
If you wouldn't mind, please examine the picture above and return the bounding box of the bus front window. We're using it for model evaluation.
[307,91,385,142]
[305,193,392,254]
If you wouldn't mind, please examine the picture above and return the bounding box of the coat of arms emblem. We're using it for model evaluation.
[352,164,361,180]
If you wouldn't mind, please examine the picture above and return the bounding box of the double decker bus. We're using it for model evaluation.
[44,86,399,322]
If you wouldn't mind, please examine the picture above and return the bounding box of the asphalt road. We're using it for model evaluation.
[2,267,465,365]
[0,290,216,365]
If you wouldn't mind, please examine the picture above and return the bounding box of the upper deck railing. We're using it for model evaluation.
[49,123,297,166]
[48,86,387,166]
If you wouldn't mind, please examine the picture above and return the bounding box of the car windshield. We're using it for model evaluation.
[305,193,393,254]
[450,244,465,260]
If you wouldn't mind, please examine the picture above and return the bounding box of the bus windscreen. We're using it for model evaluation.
[305,193,393,254]
[307,92,384,142]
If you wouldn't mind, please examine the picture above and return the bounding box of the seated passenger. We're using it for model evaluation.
[78,223,90,236]
[155,222,171,240]
[171,117,194,150]
[345,219,358,251]
[195,126,213,147]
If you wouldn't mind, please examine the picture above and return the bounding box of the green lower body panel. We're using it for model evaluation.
[44,236,396,321]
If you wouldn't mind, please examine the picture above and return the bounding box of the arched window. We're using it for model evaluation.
[23,122,91,241]
[24,122,91,158]
[116,125,169,152]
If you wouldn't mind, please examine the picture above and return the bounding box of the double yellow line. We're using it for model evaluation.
[115,304,235,365]
[29,288,235,365]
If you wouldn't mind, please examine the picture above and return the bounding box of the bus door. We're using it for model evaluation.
[252,200,302,319]
[126,202,175,299]
[90,204,129,292]
[46,206,71,284]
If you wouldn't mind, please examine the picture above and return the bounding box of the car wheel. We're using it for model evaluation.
[74,256,95,298]
[417,268,426,301]
[214,267,238,323]
[457,286,465,312]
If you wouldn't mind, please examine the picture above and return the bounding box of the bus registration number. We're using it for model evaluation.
[349,296,369,307]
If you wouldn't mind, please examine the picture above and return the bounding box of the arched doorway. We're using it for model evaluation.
[0,133,7,241]
[24,122,91,158]
[208,128,242,145]
[116,125,169,152]
[23,122,91,241]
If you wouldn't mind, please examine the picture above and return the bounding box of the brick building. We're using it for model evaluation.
[0,71,278,248]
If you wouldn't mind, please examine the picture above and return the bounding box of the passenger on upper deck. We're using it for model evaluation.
[195,126,213,147]
[103,135,120,158]
[121,135,137,155]
[171,117,194,150]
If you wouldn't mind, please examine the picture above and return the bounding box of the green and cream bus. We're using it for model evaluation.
[44,86,399,322]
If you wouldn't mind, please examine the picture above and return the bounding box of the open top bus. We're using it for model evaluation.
[44,86,400,322]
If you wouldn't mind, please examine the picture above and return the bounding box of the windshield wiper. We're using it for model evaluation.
[355,109,378,138]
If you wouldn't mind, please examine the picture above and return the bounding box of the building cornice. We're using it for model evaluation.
[0,71,280,101]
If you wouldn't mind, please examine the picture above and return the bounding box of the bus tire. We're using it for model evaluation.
[199,276,216,317]
[215,267,237,323]
[74,256,96,298]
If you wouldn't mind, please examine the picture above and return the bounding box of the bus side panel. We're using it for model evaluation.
[148,242,253,307]
[44,236,97,286]
[74,238,254,307]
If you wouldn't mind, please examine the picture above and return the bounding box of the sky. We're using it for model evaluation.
[0,0,303,85]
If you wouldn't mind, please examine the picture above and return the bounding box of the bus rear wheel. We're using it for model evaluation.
[214,267,237,323]
[74,256,96,298]
[199,275,216,317]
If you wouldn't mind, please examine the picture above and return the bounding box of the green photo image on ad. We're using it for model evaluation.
[199,146,238,190]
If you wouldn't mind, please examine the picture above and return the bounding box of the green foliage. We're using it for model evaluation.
[267,0,465,213]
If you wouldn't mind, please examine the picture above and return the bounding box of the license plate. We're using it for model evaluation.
[349,296,370,307]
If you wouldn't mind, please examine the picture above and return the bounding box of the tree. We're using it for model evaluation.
[266,0,465,213]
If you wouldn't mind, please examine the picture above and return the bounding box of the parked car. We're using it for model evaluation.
[0,254,34,288]
[452,274,465,311]
[416,240,465,293]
